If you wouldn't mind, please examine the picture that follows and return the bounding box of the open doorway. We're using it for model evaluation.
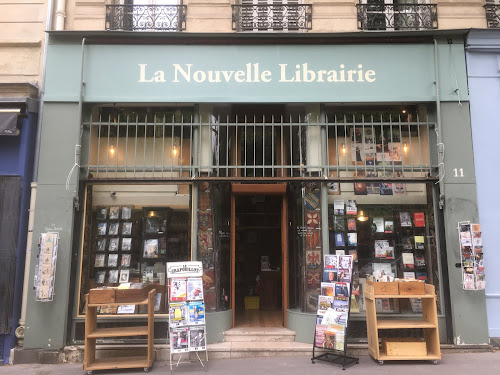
[231,187,288,328]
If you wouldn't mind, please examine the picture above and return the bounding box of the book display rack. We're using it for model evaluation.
[311,254,359,370]
[83,288,156,374]
[167,261,208,375]
[364,281,441,365]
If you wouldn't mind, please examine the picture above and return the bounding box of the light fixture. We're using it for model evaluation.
[341,143,346,155]
[172,145,178,157]
[402,109,407,114]
[403,142,408,154]
[109,144,116,157]
[149,211,156,217]
[357,210,368,222]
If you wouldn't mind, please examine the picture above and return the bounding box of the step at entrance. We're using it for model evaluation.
[224,327,296,342]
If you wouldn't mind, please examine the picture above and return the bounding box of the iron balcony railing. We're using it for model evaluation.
[82,114,437,181]
[105,4,187,31]
[485,5,500,28]
[356,4,438,30]
[232,4,312,31]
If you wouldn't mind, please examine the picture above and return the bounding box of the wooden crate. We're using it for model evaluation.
[382,338,427,356]
[89,288,116,304]
[115,285,154,303]
[367,280,399,295]
[399,280,425,295]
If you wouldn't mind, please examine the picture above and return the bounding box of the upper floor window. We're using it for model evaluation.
[106,0,187,31]
[485,0,500,29]
[357,0,438,31]
[232,1,312,32]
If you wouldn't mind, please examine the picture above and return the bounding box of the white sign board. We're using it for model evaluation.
[167,261,203,278]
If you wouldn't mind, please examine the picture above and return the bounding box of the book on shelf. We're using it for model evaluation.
[402,252,415,269]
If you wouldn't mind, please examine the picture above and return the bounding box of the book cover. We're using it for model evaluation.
[189,326,206,351]
[334,216,345,232]
[94,254,105,267]
[415,256,425,267]
[339,255,353,270]
[346,200,357,215]
[348,249,358,262]
[108,237,119,251]
[373,217,384,233]
[333,200,344,215]
[324,254,338,269]
[188,301,205,325]
[414,212,425,227]
[187,278,204,300]
[402,252,415,268]
[108,253,118,267]
[314,324,328,348]
[416,272,428,281]
[170,327,189,353]
[335,282,350,297]
[119,269,129,283]
[169,302,188,327]
[403,272,416,280]
[320,282,335,297]
[414,235,425,249]
[384,247,394,259]
[384,221,394,233]
[335,233,345,247]
[317,295,334,316]
[143,239,159,258]
[354,182,367,195]
[323,269,338,283]
[374,240,390,258]
[347,218,356,231]
[109,206,120,220]
[347,232,357,247]
[121,254,131,267]
[400,212,412,227]
[170,278,187,301]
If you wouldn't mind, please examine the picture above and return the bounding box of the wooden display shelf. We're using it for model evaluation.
[364,282,441,365]
[85,356,150,371]
[376,319,436,329]
[87,326,148,338]
[84,289,156,374]
[87,298,149,307]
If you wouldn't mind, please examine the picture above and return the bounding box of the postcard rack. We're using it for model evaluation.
[311,254,359,370]
[83,288,156,374]
[167,261,208,375]
[34,232,59,302]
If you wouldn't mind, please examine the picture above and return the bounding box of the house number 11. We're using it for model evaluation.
[453,168,465,177]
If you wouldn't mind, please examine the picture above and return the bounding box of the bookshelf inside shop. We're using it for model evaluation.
[83,289,156,374]
[364,282,441,365]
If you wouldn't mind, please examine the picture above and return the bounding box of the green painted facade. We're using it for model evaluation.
[22,33,488,351]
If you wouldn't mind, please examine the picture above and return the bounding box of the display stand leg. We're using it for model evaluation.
[170,353,184,375]
[195,351,208,372]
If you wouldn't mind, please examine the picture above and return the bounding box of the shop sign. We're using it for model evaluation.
[167,261,203,278]
[44,43,469,103]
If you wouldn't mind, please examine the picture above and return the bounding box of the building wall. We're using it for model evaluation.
[466,30,500,338]
[67,0,489,32]
[0,0,46,86]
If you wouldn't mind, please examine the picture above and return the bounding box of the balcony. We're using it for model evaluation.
[357,4,438,31]
[105,4,187,31]
[232,4,312,32]
[485,5,500,28]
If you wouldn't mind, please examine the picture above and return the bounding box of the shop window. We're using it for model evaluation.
[77,183,192,316]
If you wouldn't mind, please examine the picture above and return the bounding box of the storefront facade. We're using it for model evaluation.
[466,29,500,339]
[21,30,489,354]
[0,93,38,364]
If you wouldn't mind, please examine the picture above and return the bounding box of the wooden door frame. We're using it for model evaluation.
[231,183,288,328]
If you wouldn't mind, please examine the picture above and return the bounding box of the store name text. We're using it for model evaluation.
[137,63,376,84]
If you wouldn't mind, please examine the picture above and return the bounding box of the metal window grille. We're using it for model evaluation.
[485,5,500,28]
[83,114,437,181]
[356,4,438,31]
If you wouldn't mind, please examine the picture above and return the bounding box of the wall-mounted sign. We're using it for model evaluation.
[167,261,203,278]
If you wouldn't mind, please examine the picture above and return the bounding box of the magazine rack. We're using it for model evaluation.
[83,289,156,374]
[311,255,359,370]
[364,282,441,365]
[167,262,208,375]
[311,280,359,370]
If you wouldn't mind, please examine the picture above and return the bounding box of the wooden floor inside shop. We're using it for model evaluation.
[235,310,283,327]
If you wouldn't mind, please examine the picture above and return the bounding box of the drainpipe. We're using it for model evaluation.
[320,105,329,256]
[191,105,199,261]
[16,0,56,346]
[433,39,445,210]
[55,0,66,31]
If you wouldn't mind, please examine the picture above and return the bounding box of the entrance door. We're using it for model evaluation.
[231,183,288,328]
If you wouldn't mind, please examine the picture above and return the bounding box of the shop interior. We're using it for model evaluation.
[235,194,283,327]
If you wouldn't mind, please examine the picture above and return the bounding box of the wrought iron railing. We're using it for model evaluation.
[356,4,437,30]
[232,4,312,31]
[82,114,436,181]
[485,5,500,28]
[105,4,187,31]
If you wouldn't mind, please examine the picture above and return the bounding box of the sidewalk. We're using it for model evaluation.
[1,352,500,375]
